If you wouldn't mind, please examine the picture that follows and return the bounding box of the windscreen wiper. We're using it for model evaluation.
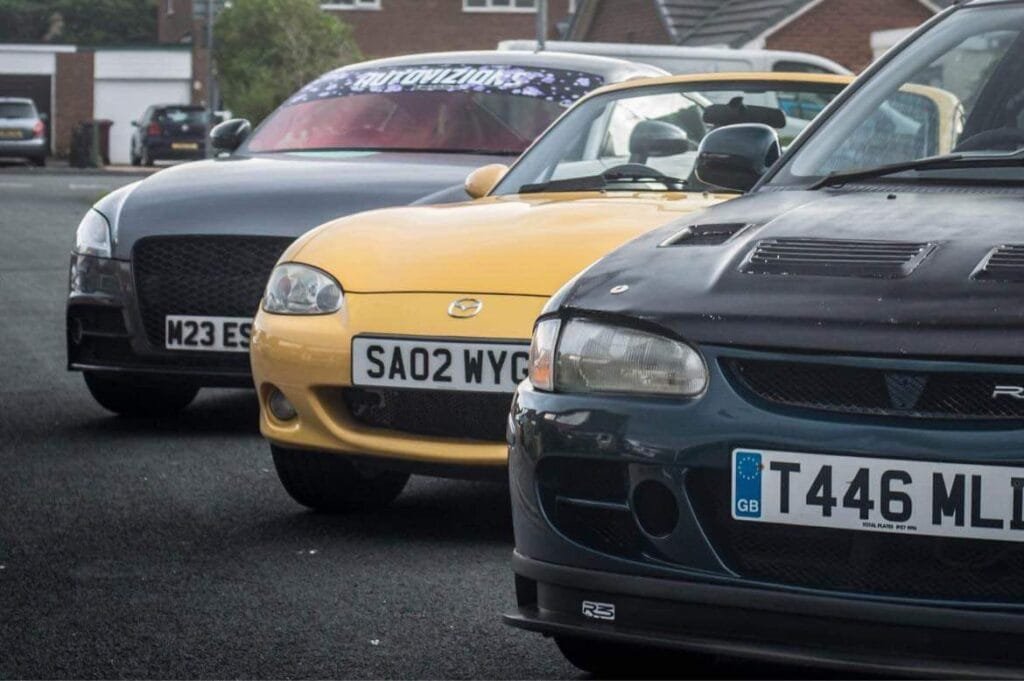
[809,149,1024,190]
[520,167,687,194]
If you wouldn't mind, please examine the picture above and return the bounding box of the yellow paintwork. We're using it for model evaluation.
[252,72,855,469]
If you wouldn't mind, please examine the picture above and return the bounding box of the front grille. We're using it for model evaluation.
[342,387,512,442]
[689,468,1024,602]
[727,358,1024,421]
[742,237,934,278]
[133,236,293,349]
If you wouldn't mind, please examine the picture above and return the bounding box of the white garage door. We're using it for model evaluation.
[94,79,191,165]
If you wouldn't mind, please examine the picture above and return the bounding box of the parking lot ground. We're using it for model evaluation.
[0,170,852,679]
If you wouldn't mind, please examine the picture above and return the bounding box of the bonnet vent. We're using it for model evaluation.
[742,238,935,279]
[662,223,749,247]
[973,245,1024,282]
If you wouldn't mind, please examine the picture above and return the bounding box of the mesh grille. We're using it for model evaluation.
[727,359,1024,421]
[742,237,934,278]
[689,468,1024,602]
[133,236,293,348]
[342,387,512,442]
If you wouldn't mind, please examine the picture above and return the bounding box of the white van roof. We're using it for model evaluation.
[498,40,851,76]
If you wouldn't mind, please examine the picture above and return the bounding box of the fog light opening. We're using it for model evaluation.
[268,388,297,421]
[632,480,679,538]
[69,317,84,345]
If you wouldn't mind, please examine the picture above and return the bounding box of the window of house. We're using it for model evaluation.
[463,0,537,13]
[321,0,381,9]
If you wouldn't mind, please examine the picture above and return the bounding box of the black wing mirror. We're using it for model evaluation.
[210,118,252,153]
[695,124,781,192]
[628,120,690,165]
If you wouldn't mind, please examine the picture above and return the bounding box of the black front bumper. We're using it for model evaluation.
[67,254,253,387]
[507,553,1024,678]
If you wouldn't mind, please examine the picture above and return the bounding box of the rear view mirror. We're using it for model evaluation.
[695,124,781,192]
[629,120,690,164]
[210,118,252,153]
[704,97,787,129]
[464,164,509,199]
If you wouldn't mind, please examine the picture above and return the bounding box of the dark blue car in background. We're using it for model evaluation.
[506,1,1024,676]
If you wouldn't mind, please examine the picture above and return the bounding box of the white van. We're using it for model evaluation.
[498,40,851,76]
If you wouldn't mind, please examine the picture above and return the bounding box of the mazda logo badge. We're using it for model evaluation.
[448,298,483,319]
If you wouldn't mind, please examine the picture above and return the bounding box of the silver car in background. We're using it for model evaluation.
[0,97,47,166]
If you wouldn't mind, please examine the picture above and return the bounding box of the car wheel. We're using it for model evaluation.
[271,445,409,513]
[141,147,154,167]
[555,637,696,678]
[130,148,140,167]
[83,372,198,417]
[32,155,45,167]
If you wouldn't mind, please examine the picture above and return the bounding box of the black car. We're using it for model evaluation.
[67,50,662,417]
[506,1,1024,676]
[130,104,211,166]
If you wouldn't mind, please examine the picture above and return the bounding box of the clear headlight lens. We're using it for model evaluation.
[74,209,112,258]
[552,319,707,396]
[528,318,561,391]
[263,263,343,315]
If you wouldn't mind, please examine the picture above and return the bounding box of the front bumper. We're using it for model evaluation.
[67,254,253,387]
[251,292,545,469]
[506,344,1024,674]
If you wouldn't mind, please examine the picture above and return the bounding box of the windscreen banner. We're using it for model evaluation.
[288,64,605,108]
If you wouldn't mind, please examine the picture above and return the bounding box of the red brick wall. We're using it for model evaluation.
[158,0,196,43]
[580,0,671,44]
[327,0,575,59]
[765,0,934,72]
[54,52,94,158]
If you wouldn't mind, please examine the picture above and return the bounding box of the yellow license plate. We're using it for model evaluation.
[171,142,198,150]
[0,129,21,139]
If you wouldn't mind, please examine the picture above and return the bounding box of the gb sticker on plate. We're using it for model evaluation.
[733,450,764,519]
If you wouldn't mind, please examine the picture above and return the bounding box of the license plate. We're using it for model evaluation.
[171,142,199,150]
[165,315,252,352]
[352,337,529,393]
[0,129,21,139]
[732,449,1024,542]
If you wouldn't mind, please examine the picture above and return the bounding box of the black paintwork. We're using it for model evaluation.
[552,185,1024,359]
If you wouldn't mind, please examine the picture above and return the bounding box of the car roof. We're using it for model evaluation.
[328,50,667,83]
[583,71,854,99]
[0,97,35,104]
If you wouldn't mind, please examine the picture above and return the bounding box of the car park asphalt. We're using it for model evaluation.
[0,170,841,679]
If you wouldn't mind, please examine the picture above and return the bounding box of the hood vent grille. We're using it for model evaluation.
[662,222,749,247]
[974,245,1024,282]
[742,237,935,279]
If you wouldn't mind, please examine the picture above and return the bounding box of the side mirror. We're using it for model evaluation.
[39,113,49,123]
[695,124,781,192]
[629,120,690,164]
[130,120,139,127]
[464,163,509,199]
[210,118,252,153]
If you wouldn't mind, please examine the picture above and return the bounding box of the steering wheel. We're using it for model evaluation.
[954,127,1024,152]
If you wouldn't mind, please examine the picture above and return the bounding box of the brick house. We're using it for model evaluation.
[159,0,579,62]
[565,0,955,72]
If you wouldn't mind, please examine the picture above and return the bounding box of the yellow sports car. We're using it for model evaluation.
[250,72,851,511]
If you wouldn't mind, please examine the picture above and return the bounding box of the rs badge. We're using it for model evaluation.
[581,600,615,621]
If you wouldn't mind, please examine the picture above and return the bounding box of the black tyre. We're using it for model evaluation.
[271,445,409,513]
[555,637,694,678]
[32,155,45,167]
[83,372,198,417]
[141,147,154,167]
[130,148,141,166]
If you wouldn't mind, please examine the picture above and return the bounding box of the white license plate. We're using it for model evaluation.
[732,449,1024,542]
[165,315,252,352]
[352,337,529,393]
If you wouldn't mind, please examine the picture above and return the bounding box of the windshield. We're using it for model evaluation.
[157,107,207,126]
[774,5,1024,185]
[0,102,36,119]
[494,79,847,195]
[245,63,603,156]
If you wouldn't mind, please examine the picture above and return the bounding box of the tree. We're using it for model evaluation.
[0,0,157,45]
[214,0,362,124]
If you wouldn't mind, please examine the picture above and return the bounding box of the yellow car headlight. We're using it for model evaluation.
[263,263,343,315]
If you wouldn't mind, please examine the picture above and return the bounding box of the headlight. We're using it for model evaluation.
[530,318,707,397]
[74,209,112,258]
[263,263,343,315]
